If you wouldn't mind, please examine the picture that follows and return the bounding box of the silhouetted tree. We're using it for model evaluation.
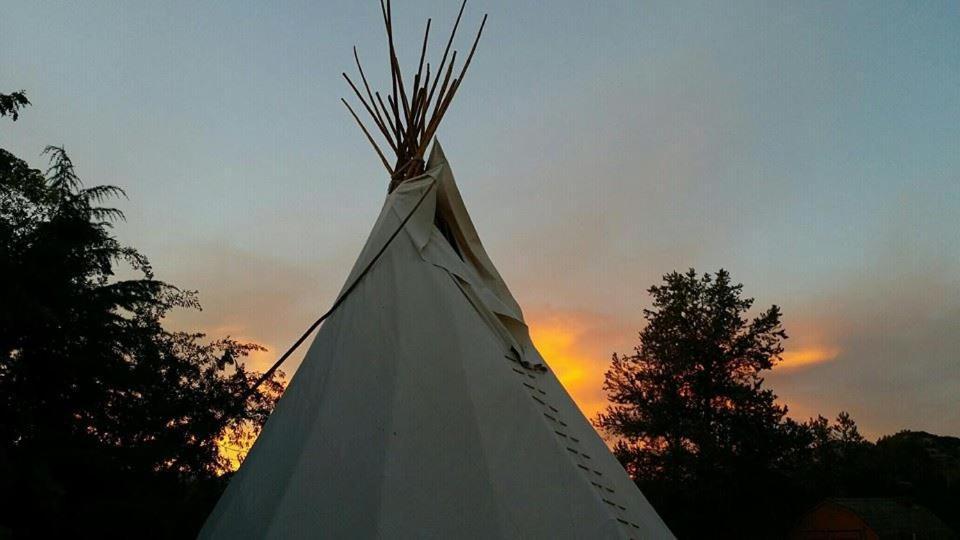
[0,145,283,538]
[792,413,876,498]
[597,269,798,537]
[0,90,30,121]
[596,269,959,537]
[873,431,960,532]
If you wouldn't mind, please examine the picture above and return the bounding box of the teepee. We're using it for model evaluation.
[200,3,673,539]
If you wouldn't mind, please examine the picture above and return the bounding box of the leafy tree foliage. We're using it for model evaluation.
[0,146,283,538]
[0,90,30,121]
[598,269,800,535]
[599,270,792,476]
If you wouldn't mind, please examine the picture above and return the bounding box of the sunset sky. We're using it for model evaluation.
[4,1,958,439]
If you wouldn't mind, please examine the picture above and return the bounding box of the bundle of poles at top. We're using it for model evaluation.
[342,0,487,193]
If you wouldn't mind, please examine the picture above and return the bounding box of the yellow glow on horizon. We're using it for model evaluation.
[213,336,275,474]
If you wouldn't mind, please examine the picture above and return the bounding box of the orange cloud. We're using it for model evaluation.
[772,314,844,372]
[778,345,841,370]
[527,309,636,421]
[530,325,595,404]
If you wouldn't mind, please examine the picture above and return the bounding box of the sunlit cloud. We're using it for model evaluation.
[531,326,587,383]
[527,308,637,421]
[778,345,841,370]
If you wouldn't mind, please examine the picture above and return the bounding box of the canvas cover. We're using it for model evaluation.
[200,144,674,539]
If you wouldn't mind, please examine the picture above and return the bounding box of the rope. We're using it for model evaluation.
[241,179,438,400]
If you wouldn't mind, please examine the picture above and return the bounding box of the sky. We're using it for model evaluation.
[3,1,959,439]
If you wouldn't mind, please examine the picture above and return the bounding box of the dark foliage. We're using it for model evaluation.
[598,269,959,538]
[0,146,283,538]
[0,90,31,121]
[597,269,799,536]
[871,431,960,533]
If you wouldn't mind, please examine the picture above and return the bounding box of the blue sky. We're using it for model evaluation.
[3,1,959,437]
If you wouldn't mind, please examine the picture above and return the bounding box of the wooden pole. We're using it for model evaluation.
[344,0,486,189]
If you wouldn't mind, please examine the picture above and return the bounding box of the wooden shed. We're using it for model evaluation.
[790,498,955,540]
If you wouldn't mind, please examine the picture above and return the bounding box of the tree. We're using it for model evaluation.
[873,431,960,533]
[0,145,283,537]
[0,90,30,121]
[597,269,794,537]
[594,271,960,537]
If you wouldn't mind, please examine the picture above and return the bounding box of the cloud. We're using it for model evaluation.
[526,307,640,420]
[156,241,353,374]
[778,346,841,371]
[768,264,960,438]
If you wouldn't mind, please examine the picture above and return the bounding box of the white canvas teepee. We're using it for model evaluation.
[200,143,674,539]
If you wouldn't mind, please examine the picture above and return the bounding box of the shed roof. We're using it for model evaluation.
[828,498,954,539]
